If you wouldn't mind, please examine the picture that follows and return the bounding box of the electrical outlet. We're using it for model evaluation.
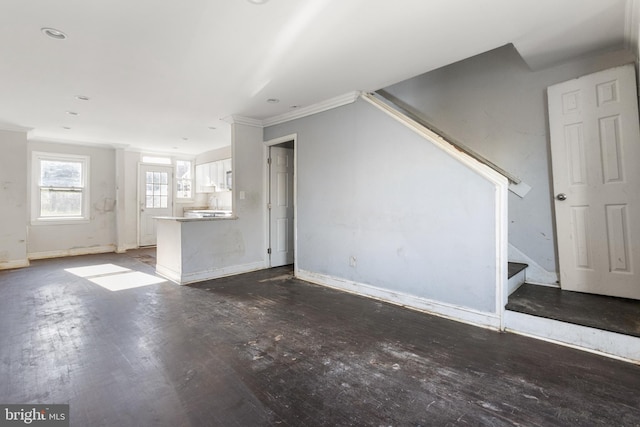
[349,256,357,267]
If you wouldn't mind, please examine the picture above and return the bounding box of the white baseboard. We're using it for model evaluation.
[505,310,640,364]
[28,245,116,260]
[297,269,501,330]
[508,243,558,285]
[116,244,139,254]
[157,261,267,285]
[0,259,30,270]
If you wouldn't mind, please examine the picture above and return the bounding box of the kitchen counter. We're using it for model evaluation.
[154,215,263,285]
[155,215,236,222]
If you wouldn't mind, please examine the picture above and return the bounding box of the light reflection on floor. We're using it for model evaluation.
[64,263,166,291]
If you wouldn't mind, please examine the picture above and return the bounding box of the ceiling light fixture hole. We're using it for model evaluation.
[266,98,280,104]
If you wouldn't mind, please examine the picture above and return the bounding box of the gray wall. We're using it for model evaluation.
[383,45,636,273]
[0,130,28,267]
[265,100,501,313]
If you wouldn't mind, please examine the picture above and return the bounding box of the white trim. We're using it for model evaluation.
[116,244,139,254]
[27,131,121,150]
[31,151,91,225]
[223,91,362,129]
[156,261,266,285]
[624,0,639,53]
[0,124,31,133]
[262,91,361,127]
[297,269,502,330]
[508,243,559,286]
[505,310,640,365]
[360,92,509,329]
[263,134,298,270]
[28,245,116,260]
[225,115,264,127]
[0,259,30,270]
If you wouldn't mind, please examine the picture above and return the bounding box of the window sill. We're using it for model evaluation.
[31,217,90,226]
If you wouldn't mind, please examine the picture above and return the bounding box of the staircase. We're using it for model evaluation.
[507,262,527,296]
[504,264,640,364]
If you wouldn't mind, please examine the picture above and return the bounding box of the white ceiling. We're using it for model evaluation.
[0,0,631,155]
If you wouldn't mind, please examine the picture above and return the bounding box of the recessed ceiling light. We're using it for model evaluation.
[182,137,189,141]
[66,111,79,116]
[208,126,217,130]
[172,147,179,150]
[41,27,67,40]
[266,98,280,104]
[75,95,90,101]
[290,105,301,109]
[62,126,71,130]
[247,0,269,4]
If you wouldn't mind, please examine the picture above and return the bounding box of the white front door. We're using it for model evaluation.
[139,164,173,246]
[547,64,640,299]
[269,146,294,266]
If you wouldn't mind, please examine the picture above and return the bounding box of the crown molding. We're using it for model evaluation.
[223,115,264,127]
[0,123,32,133]
[262,91,362,127]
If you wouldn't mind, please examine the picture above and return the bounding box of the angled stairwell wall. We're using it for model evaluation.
[264,98,508,329]
[382,44,635,283]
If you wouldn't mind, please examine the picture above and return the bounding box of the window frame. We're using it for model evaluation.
[175,159,194,201]
[31,151,90,225]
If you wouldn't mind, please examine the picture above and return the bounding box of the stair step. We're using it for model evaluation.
[508,262,528,279]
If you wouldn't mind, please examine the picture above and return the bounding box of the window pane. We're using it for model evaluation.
[142,156,171,165]
[146,195,153,208]
[40,189,82,217]
[153,195,160,207]
[160,184,167,196]
[176,160,191,179]
[160,172,168,185]
[146,171,153,184]
[41,160,82,187]
[160,196,167,208]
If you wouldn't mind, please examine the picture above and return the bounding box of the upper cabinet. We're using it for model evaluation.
[195,158,231,193]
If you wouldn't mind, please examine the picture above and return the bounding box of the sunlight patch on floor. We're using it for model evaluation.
[65,263,166,291]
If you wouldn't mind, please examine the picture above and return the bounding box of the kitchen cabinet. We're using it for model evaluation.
[195,158,231,193]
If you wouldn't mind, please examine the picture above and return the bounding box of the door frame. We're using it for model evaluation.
[263,134,297,271]
[137,162,174,247]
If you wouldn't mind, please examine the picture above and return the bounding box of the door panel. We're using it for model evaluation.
[547,64,640,299]
[269,146,294,266]
[139,164,173,246]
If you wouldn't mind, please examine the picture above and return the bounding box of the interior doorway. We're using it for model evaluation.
[547,64,640,300]
[265,135,296,268]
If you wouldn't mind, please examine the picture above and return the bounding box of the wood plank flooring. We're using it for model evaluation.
[507,283,640,338]
[1,251,639,426]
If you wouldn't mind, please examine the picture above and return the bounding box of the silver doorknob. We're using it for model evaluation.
[556,193,567,201]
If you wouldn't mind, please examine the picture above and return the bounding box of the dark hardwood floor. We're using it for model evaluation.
[507,283,640,338]
[1,251,639,426]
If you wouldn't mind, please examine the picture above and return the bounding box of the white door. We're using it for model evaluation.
[269,146,294,266]
[139,164,173,246]
[547,64,640,299]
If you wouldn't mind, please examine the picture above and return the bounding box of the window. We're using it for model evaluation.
[32,152,89,223]
[175,160,192,199]
[141,156,171,165]
[145,171,169,208]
